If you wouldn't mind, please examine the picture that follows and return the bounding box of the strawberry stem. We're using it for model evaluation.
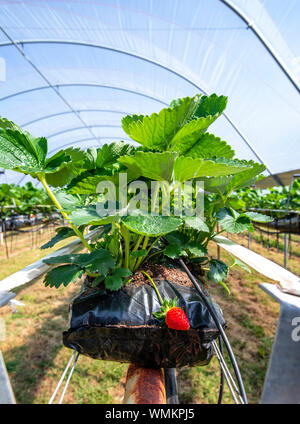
[141,271,163,305]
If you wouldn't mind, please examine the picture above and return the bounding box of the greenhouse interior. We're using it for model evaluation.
[0,0,299,407]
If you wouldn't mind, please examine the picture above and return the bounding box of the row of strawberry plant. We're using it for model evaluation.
[0,182,55,217]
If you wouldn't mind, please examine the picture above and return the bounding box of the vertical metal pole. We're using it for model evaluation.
[284,233,288,269]
[165,368,179,404]
[248,232,251,250]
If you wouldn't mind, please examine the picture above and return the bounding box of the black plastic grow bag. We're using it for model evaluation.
[63,279,226,368]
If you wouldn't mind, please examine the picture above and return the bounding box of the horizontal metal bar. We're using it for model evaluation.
[21,109,132,127]
[0,82,168,106]
[46,124,122,139]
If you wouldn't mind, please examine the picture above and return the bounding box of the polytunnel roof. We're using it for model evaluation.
[0,0,299,186]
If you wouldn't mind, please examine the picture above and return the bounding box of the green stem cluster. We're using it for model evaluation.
[38,174,92,252]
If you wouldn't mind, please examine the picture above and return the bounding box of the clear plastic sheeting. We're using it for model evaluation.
[0,0,299,186]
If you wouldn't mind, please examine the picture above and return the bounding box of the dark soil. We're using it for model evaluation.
[130,261,193,288]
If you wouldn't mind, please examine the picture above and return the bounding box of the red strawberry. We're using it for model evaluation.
[153,296,190,331]
[141,272,190,331]
[166,307,190,331]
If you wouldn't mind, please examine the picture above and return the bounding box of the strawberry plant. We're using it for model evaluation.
[0,94,272,294]
[0,182,54,217]
[229,180,300,216]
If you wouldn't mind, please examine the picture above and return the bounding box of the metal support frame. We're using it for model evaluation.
[0,82,168,107]
[46,124,122,140]
[21,109,133,128]
[259,283,300,404]
[0,39,278,182]
[220,0,300,94]
[0,30,99,144]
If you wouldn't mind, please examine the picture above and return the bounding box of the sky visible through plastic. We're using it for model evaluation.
[0,0,299,186]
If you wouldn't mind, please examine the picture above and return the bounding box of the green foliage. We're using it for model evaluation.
[121,94,227,154]
[43,248,129,291]
[207,259,230,294]
[0,182,54,217]
[122,214,182,236]
[217,207,253,234]
[0,92,268,294]
[231,179,300,216]
[104,268,132,291]
[44,264,83,288]
[41,227,77,249]
[164,231,207,259]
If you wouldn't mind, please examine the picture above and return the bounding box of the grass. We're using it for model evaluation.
[1,230,298,404]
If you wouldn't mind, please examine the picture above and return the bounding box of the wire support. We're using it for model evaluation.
[48,350,79,404]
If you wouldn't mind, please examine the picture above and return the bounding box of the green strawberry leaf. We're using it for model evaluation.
[224,162,266,194]
[75,249,115,275]
[185,241,207,257]
[121,114,144,135]
[231,257,251,274]
[164,243,188,259]
[208,259,229,284]
[201,175,234,193]
[68,205,120,226]
[104,267,132,291]
[170,115,218,154]
[192,94,228,119]
[44,264,83,288]
[122,214,182,236]
[96,141,135,169]
[216,207,252,233]
[242,212,273,223]
[40,226,77,249]
[121,97,198,151]
[43,249,115,276]
[0,118,47,175]
[174,157,249,182]
[183,133,234,160]
[119,151,177,183]
[165,231,188,246]
[45,148,87,187]
[131,249,148,258]
[182,216,209,232]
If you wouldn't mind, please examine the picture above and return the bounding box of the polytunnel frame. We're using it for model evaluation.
[21,109,133,128]
[0,35,283,185]
[221,0,300,94]
[0,83,168,107]
[46,124,122,140]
